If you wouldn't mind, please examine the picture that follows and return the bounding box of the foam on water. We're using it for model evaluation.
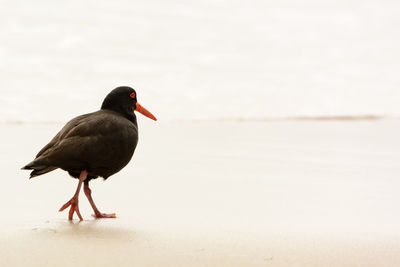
[1,0,400,122]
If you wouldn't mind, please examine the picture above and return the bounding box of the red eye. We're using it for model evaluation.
[130,92,136,98]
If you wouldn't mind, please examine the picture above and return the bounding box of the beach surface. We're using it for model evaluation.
[1,119,400,266]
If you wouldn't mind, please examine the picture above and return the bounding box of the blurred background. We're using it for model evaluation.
[1,0,399,122]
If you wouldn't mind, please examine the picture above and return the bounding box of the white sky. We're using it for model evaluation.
[1,0,399,121]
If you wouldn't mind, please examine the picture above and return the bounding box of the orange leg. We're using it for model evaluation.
[84,181,116,219]
[59,170,87,221]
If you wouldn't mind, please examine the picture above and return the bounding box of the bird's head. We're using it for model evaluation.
[101,86,157,121]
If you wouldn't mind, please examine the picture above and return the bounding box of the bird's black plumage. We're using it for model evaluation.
[22,86,141,181]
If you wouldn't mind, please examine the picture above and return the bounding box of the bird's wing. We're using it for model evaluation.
[35,112,94,158]
[31,110,138,171]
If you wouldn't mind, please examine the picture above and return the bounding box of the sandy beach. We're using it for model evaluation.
[0,119,399,266]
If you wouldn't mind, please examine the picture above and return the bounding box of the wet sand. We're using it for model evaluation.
[1,120,400,266]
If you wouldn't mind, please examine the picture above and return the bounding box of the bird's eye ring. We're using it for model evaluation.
[130,92,136,98]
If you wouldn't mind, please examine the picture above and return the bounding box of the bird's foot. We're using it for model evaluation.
[59,197,83,221]
[92,212,117,219]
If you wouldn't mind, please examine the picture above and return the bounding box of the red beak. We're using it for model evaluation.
[135,103,157,121]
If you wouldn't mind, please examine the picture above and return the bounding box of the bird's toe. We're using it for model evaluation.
[92,212,117,219]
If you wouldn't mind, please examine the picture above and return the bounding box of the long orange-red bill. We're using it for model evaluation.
[135,102,157,121]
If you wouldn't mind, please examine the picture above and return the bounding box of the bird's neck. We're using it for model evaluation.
[101,106,137,125]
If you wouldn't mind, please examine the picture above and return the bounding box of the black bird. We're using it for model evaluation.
[22,86,157,220]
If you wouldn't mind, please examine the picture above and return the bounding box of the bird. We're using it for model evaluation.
[22,86,157,220]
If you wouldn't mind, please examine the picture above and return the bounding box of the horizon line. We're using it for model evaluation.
[1,115,398,125]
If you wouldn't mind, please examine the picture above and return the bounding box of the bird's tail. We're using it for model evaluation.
[21,161,57,179]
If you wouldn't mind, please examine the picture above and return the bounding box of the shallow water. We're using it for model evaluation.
[2,120,400,266]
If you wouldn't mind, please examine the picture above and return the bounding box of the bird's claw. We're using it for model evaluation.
[59,197,83,221]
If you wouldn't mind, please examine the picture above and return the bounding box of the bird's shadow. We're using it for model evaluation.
[30,219,137,242]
